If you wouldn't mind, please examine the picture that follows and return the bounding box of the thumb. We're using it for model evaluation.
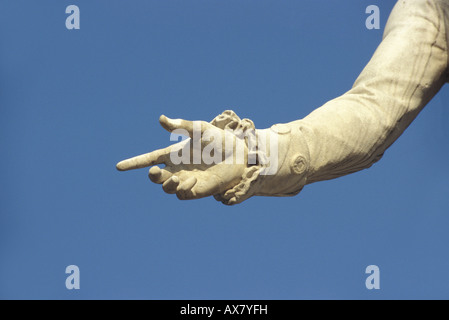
[159,115,214,139]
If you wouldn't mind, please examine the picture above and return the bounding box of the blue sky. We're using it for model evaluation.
[1,0,448,299]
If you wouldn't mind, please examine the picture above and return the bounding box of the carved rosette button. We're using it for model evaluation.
[291,155,307,175]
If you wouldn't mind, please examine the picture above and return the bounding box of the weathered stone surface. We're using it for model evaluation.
[117,0,449,204]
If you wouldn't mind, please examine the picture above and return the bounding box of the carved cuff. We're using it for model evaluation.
[211,110,311,205]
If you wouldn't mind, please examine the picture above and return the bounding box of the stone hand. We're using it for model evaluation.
[117,111,311,204]
[116,112,250,202]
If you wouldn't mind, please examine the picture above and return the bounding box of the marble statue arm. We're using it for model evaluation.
[290,0,449,186]
[117,0,449,205]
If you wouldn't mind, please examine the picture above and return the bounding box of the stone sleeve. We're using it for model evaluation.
[296,0,448,185]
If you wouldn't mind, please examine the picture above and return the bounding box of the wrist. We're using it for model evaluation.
[211,111,311,205]
[252,122,311,197]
